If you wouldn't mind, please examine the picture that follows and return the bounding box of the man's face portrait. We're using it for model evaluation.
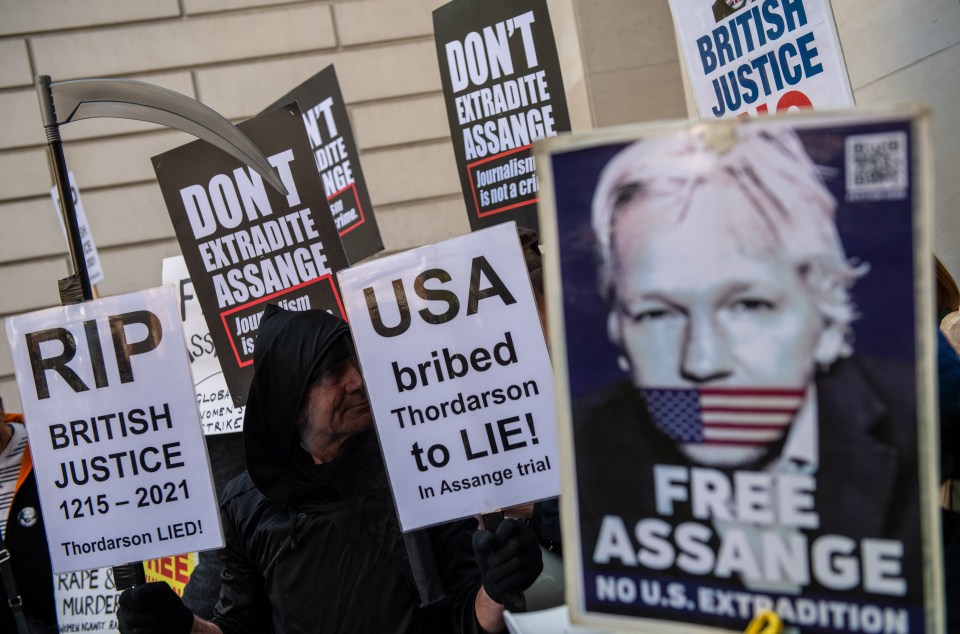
[589,129,864,466]
[610,180,824,391]
[555,117,926,628]
[300,356,373,441]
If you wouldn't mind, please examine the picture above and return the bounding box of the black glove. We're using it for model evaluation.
[118,581,194,634]
[472,517,543,604]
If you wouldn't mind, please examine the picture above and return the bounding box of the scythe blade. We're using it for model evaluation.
[50,78,288,196]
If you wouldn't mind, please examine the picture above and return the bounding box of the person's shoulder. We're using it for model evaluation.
[821,354,915,407]
[848,353,915,385]
[220,471,261,510]
[847,354,918,421]
[219,471,290,539]
[571,380,665,478]
[572,381,649,446]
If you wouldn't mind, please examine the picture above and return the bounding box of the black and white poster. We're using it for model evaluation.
[154,105,350,407]
[338,223,559,531]
[433,0,571,233]
[264,65,383,264]
[537,111,942,632]
[4,287,223,573]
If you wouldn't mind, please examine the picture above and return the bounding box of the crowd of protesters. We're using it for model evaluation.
[1,228,959,633]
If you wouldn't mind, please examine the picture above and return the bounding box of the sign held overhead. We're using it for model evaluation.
[433,0,571,233]
[5,286,223,574]
[263,65,383,264]
[667,0,854,119]
[339,223,560,532]
[154,105,350,407]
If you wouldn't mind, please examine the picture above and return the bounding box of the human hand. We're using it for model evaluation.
[472,518,543,605]
[118,582,194,634]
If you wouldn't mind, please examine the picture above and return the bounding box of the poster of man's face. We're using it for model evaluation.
[541,113,940,633]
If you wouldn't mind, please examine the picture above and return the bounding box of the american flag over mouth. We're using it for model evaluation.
[640,387,805,446]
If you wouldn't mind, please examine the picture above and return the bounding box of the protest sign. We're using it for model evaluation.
[433,0,570,233]
[667,0,853,119]
[162,256,244,435]
[50,171,104,286]
[263,65,383,264]
[154,105,350,407]
[54,567,119,633]
[53,554,199,634]
[4,286,224,574]
[144,553,197,597]
[537,110,941,632]
[339,222,559,531]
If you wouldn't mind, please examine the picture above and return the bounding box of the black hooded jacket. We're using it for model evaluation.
[210,306,485,633]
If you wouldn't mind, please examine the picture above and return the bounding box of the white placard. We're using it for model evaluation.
[50,171,105,285]
[54,567,120,633]
[4,286,223,573]
[162,256,244,435]
[339,222,559,531]
[668,0,853,119]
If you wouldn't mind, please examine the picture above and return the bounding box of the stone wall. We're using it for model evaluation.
[0,0,955,409]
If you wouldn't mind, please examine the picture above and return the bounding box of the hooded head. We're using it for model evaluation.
[243,305,356,504]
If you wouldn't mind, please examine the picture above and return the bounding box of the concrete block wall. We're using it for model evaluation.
[833,0,960,278]
[571,0,688,128]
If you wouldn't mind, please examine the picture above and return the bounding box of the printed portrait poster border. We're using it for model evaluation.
[534,108,942,633]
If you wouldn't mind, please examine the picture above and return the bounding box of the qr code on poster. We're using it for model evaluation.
[844,131,908,201]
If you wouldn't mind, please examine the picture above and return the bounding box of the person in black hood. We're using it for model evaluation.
[118,305,542,634]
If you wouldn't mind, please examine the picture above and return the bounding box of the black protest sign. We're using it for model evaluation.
[263,65,383,264]
[433,0,570,232]
[154,105,350,406]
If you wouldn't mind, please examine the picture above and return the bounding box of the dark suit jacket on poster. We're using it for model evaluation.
[573,356,922,613]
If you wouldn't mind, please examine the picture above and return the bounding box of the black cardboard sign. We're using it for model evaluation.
[264,65,383,265]
[153,105,350,406]
[433,0,571,232]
